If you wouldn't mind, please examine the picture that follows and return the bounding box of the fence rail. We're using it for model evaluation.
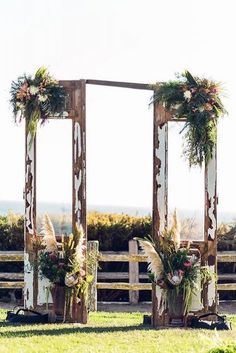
[0,245,236,306]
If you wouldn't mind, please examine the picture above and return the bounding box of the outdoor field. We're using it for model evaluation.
[0,309,236,353]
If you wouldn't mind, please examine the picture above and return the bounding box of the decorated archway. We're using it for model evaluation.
[10,69,221,326]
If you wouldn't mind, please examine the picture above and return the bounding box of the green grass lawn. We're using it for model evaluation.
[0,309,236,353]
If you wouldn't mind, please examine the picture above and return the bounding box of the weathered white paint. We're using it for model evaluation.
[208,265,216,307]
[155,285,165,315]
[156,124,168,232]
[74,171,82,221]
[24,253,34,308]
[190,266,204,311]
[207,149,217,240]
[37,277,53,305]
[74,122,82,161]
[25,132,35,235]
[24,132,35,308]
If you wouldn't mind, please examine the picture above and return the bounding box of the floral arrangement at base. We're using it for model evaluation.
[10,67,68,146]
[38,215,93,320]
[151,71,227,167]
[135,211,203,317]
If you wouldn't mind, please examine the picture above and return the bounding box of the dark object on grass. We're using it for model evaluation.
[6,307,49,324]
[143,314,152,325]
[190,313,232,330]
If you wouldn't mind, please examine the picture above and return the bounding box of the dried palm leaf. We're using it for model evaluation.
[74,224,86,267]
[170,209,181,250]
[137,239,163,280]
[41,214,58,252]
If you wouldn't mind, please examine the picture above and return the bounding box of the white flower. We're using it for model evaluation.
[183,90,192,101]
[62,111,69,117]
[172,275,180,284]
[173,103,182,110]
[65,274,79,287]
[38,94,48,102]
[199,106,205,112]
[16,102,24,109]
[29,85,39,95]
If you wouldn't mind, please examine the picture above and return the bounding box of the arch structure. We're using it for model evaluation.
[23,79,217,325]
[152,104,217,327]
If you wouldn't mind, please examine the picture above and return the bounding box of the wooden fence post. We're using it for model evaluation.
[87,241,99,311]
[129,240,139,304]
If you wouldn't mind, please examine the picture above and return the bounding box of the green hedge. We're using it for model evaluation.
[1,212,236,252]
[0,215,24,251]
[0,212,151,251]
[87,212,151,251]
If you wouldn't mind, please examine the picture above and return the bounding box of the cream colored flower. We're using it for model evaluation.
[199,106,205,112]
[29,85,39,95]
[65,274,79,287]
[183,90,192,100]
[38,94,48,102]
[173,103,182,110]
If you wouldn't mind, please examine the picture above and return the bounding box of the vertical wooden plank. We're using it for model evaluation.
[73,80,87,233]
[24,127,37,309]
[152,103,168,327]
[87,241,99,312]
[204,146,217,311]
[72,80,87,323]
[153,104,168,240]
[129,240,139,304]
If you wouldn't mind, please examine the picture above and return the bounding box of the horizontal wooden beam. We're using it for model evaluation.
[217,252,236,262]
[217,283,236,291]
[86,79,154,91]
[99,253,147,262]
[218,273,236,281]
[0,251,24,262]
[0,273,24,280]
[96,282,151,290]
[0,281,24,289]
[97,272,148,280]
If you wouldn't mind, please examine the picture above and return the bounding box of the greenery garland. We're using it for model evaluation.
[10,67,68,146]
[151,71,227,167]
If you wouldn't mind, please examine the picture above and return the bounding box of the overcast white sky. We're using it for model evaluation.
[0,0,236,215]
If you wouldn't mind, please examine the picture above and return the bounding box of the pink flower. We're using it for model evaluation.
[157,279,166,289]
[58,262,65,268]
[80,269,86,277]
[49,253,57,261]
[183,261,192,267]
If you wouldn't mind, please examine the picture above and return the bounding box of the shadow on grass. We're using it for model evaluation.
[0,323,152,338]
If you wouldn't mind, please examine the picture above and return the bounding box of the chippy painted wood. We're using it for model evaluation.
[152,104,168,239]
[152,104,169,327]
[24,130,36,309]
[22,80,88,323]
[71,80,87,323]
[151,103,218,326]
[204,147,217,311]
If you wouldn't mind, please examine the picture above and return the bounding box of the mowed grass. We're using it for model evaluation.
[0,309,236,353]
